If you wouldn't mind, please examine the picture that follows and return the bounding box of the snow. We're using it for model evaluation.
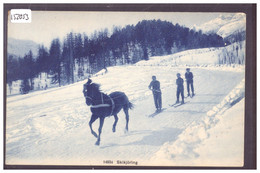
[193,98,244,166]
[150,79,245,166]
[5,45,245,167]
[151,98,244,167]
[217,20,246,38]
[194,13,246,38]
[7,72,55,96]
[7,40,245,96]
[136,41,245,72]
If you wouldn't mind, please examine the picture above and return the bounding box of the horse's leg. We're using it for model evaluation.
[89,115,98,138]
[96,117,105,146]
[123,106,129,132]
[112,114,118,133]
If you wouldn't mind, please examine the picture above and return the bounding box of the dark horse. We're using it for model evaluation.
[83,78,133,145]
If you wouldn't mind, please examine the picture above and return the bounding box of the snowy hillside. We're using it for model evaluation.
[6,41,245,96]
[6,44,245,167]
[194,13,246,39]
[136,41,245,67]
[8,37,39,57]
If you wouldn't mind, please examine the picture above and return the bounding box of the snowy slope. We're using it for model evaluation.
[192,98,244,166]
[136,41,245,68]
[194,13,246,39]
[6,39,245,97]
[6,48,245,166]
[150,79,245,166]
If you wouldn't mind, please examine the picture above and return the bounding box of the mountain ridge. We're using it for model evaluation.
[194,13,246,39]
[8,37,39,58]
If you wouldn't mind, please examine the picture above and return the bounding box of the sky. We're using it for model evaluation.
[8,11,228,48]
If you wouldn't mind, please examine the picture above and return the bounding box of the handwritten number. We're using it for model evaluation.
[11,13,29,21]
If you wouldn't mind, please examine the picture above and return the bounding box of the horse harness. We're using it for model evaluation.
[86,93,115,117]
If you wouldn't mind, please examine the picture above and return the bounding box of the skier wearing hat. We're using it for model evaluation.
[185,68,195,97]
[148,75,162,112]
[176,73,184,104]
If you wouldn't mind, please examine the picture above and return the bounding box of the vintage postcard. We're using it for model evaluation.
[4,4,256,169]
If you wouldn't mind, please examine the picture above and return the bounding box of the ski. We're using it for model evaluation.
[173,101,190,108]
[148,108,166,118]
[169,103,178,107]
[169,102,184,107]
[185,94,195,99]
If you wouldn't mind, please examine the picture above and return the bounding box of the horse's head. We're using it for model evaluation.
[83,78,101,106]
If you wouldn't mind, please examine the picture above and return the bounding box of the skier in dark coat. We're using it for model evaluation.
[185,68,195,97]
[176,73,184,104]
[148,76,162,112]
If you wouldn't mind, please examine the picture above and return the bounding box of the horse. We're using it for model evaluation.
[83,78,134,146]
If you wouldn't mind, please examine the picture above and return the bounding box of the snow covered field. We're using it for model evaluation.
[5,49,245,167]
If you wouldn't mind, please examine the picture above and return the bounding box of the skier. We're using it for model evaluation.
[176,73,184,104]
[148,76,162,112]
[185,68,195,97]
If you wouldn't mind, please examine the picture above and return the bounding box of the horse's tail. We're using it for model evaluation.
[128,101,134,110]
